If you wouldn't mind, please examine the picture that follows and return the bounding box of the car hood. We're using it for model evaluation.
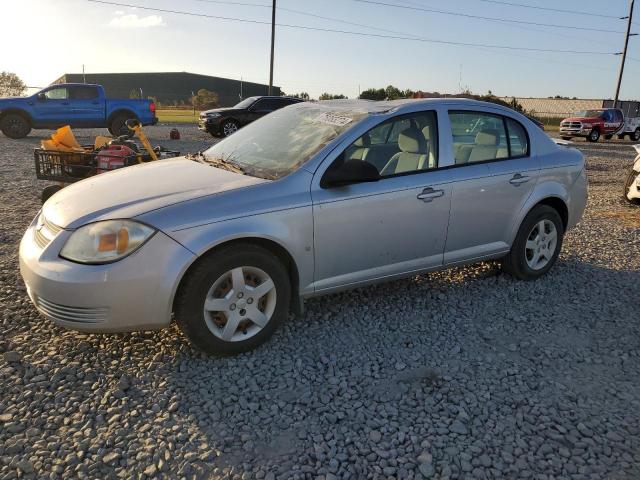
[563,117,601,123]
[201,107,235,115]
[42,157,268,230]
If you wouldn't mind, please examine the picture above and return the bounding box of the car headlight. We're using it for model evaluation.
[206,113,221,118]
[60,220,156,264]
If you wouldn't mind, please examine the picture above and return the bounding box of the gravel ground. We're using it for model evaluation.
[1,126,639,480]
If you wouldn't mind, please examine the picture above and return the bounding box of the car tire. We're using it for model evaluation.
[632,128,640,142]
[41,185,63,204]
[586,129,600,142]
[108,113,136,137]
[623,169,640,205]
[561,136,572,141]
[502,205,564,281]
[0,113,32,139]
[174,244,291,355]
[221,119,240,137]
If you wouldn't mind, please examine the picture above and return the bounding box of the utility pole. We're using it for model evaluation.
[269,0,276,95]
[614,0,636,108]
[82,64,86,83]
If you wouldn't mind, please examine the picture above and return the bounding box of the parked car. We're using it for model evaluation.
[0,84,157,139]
[559,108,640,142]
[198,95,303,137]
[20,99,587,354]
[623,144,640,205]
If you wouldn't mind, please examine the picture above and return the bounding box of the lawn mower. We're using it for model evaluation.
[35,121,179,203]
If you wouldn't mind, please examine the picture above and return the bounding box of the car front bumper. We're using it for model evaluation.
[559,127,592,137]
[198,117,223,135]
[19,216,195,333]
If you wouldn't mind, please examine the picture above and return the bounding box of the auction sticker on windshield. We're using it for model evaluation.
[315,112,354,127]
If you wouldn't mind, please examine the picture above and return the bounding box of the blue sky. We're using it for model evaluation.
[5,0,640,100]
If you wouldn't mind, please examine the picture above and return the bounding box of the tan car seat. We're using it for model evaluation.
[381,127,428,176]
[345,133,371,161]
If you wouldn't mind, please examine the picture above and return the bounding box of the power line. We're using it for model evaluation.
[471,0,626,19]
[188,0,430,37]
[87,0,619,55]
[354,0,626,33]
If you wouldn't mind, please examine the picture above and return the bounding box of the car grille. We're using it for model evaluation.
[34,295,109,324]
[33,215,63,249]
[561,121,582,129]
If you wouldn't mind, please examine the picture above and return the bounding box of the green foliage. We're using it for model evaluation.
[319,92,348,100]
[287,92,310,100]
[0,72,27,97]
[193,89,219,109]
[359,85,415,101]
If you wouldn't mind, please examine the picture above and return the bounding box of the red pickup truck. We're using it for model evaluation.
[559,108,640,142]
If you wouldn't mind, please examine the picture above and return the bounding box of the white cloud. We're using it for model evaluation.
[108,14,165,28]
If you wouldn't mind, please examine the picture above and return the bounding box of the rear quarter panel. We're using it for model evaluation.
[106,99,155,124]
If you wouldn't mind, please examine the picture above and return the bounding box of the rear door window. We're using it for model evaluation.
[69,86,99,100]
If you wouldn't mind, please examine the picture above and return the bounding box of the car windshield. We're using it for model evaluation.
[575,110,604,118]
[233,97,258,109]
[203,104,368,179]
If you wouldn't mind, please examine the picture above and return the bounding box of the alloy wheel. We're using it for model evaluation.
[203,266,277,342]
[524,219,558,271]
[223,122,238,136]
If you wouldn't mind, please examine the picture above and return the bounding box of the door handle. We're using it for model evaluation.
[417,187,444,202]
[509,173,530,185]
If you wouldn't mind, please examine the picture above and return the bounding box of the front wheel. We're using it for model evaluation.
[632,128,640,142]
[623,169,640,205]
[502,205,564,280]
[587,129,600,142]
[221,119,240,137]
[1,113,31,139]
[174,244,291,355]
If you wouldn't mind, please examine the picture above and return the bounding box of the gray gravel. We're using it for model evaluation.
[1,126,639,479]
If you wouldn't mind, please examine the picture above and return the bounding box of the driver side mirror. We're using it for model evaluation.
[37,93,46,101]
[322,158,380,188]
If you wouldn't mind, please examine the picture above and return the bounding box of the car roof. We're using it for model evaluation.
[316,97,523,115]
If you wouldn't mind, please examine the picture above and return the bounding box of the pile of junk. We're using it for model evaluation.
[35,119,179,203]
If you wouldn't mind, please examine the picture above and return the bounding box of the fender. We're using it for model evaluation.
[0,108,33,124]
[106,108,137,124]
[508,181,570,244]
[165,206,315,298]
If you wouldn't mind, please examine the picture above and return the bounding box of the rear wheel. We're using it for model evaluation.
[174,244,291,355]
[108,113,136,137]
[587,129,600,143]
[1,113,31,139]
[502,205,564,280]
[623,169,640,205]
[632,128,640,142]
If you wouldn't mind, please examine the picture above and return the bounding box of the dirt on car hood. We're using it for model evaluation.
[42,157,267,230]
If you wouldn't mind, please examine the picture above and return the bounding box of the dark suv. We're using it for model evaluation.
[199,96,303,137]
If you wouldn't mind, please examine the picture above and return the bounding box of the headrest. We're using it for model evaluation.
[421,125,431,141]
[398,128,425,153]
[353,133,371,148]
[475,129,499,146]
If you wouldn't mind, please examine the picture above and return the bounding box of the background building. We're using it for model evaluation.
[52,72,281,107]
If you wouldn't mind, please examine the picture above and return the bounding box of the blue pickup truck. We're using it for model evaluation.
[0,83,157,139]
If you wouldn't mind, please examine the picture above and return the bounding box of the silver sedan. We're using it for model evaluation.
[20,99,588,354]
